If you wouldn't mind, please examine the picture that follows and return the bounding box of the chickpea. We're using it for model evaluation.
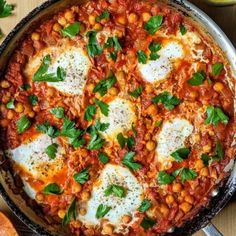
[102,224,114,235]
[7,110,14,120]
[172,183,182,193]
[47,87,55,97]
[73,183,82,193]
[86,83,95,93]
[53,23,62,32]
[165,195,174,205]
[2,92,11,104]
[160,204,169,216]
[142,12,151,22]
[116,70,125,80]
[128,13,138,24]
[28,111,35,118]
[36,193,44,202]
[31,32,40,41]
[122,215,132,224]
[79,208,87,216]
[180,190,188,197]
[146,140,156,151]
[146,104,158,116]
[93,23,102,31]
[117,15,126,25]
[0,80,10,89]
[109,87,119,96]
[179,202,192,213]
[145,84,153,93]
[15,102,24,113]
[200,167,209,177]
[189,91,198,100]
[81,191,90,201]
[0,104,6,113]
[213,82,224,92]
[195,159,204,170]
[194,134,200,143]
[185,195,194,204]
[203,144,211,153]
[64,11,74,21]
[58,209,66,219]
[89,15,96,25]
[58,16,67,26]
[0,119,9,127]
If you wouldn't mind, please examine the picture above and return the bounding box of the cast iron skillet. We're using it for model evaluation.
[0,0,235,235]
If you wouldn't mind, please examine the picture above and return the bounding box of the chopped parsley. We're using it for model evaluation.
[93,74,117,96]
[37,121,60,138]
[105,36,122,51]
[149,41,161,60]
[104,184,126,198]
[157,171,175,185]
[96,9,110,22]
[137,50,147,64]
[6,98,15,109]
[205,106,229,126]
[50,107,65,119]
[144,15,163,35]
[122,151,142,171]
[129,86,143,98]
[98,152,109,164]
[212,62,224,76]
[96,204,111,219]
[73,168,90,184]
[84,104,97,121]
[16,115,31,134]
[62,198,77,226]
[179,24,187,35]
[28,95,38,106]
[152,91,181,110]
[43,183,63,195]
[140,217,156,230]
[188,70,206,86]
[61,22,80,38]
[86,31,103,57]
[45,143,58,159]
[171,147,191,162]
[139,199,152,213]
[117,133,135,150]
[95,98,109,116]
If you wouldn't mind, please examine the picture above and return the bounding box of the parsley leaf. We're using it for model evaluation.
[94,119,109,131]
[20,84,31,91]
[95,98,109,116]
[87,132,105,150]
[137,50,147,64]
[129,86,143,98]
[179,24,187,35]
[104,36,122,51]
[43,183,63,195]
[144,15,163,35]
[33,55,66,82]
[62,198,77,226]
[37,122,60,138]
[117,133,134,150]
[50,107,64,119]
[140,217,156,230]
[84,105,97,121]
[98,152,109,164]
[6,98,15,109]
[60,118,85,148]
[0,0,14,18]
[28,95,38,106]
[152,91,181,110]
[61,22,80,38]
[171,147,190,162]
[109,51,117,61]
[173,168,197,183]
[201,153,211,166]
[73,168,89,184]
[45,143,58,159]
[214,141,224,160]
[139,199,152,213]
[96,204,111,219]
[96,10,110,22]
[93,74,117,96]
[122,151,142,171]
[157,171,175,185]
[86,31,103,57]
[188,70,206,86]
[149,41,161,60]
[155,120,162,127]
[212,62,224,76]
[104,184,126,198]
[16,115,31,134]
[205,106,229,126]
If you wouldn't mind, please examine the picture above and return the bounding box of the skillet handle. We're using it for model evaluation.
[202,223,223,236]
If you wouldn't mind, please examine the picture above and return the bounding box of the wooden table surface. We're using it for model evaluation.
[0,0,236,235]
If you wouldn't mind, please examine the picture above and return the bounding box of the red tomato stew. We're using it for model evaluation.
[0,0,235,235]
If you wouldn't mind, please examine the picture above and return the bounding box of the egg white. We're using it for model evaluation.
[24,44,91,95]
[156,118,193,169]
[100,97,136,141]
[6,134,65,183]
[78,164,143,233]
[138,41,184,83]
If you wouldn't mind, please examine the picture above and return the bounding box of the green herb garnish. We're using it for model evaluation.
[96,204,111,219]
[73,168,89,184]
[95,98,109,116]
[98,152,109,164]
[179,24,187,35]
[139,199,152,213]
[140,217,156,230]
[28,95,38,106]
[212,62,224,76]
[45,143,58,159]
[61,22,80,38]
[6,98,15,109]
[137,50,147,64]
[0,0,14,18]
[96,10,110,22]
[37,121,60,138]
[144,15,163,35]
[104,184,126,198]
[62,198,77,225]
[86,31,103,57]
[16,115,31,134]
[205,106,229,126]
[43,183,63,195]
[50,107,64,119]
[171,147,190,162]
[84,105,97,121]
[188,71,206,86]
[122,151,142,171]
[129,86,143,98]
